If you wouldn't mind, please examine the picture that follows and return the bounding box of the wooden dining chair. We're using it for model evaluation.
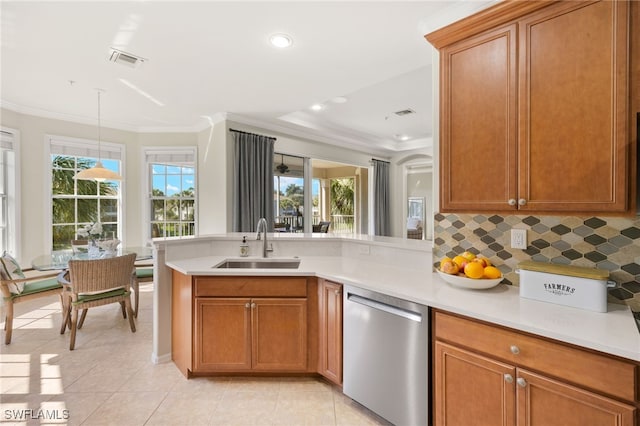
[1,253,63,344]
[59,253,137,350]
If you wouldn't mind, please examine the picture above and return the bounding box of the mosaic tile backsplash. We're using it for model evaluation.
[433,213,640,311]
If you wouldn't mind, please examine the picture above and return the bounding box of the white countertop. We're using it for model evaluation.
[166,254,640,362]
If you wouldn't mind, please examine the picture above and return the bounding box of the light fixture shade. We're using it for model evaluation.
[73,90,123,182]
[74,161,122,181]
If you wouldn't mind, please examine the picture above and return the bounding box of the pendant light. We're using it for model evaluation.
[74,90,123,181]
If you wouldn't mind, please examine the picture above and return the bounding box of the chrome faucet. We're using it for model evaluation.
[256,218,273,258]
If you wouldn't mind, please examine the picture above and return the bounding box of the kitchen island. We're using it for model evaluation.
[156,233,639,364]
[155,234,640,424]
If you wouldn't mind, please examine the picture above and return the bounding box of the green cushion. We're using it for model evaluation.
[74,288,129,304]
[7,278,62,300]
[136,268,153,279]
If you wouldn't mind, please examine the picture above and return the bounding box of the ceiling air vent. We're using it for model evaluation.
[108,48,146,68]
[394,109,416,117]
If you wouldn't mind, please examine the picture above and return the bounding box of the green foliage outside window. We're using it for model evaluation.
[51,155,119,250]
[331,178,354,215]
[150,164,195,238]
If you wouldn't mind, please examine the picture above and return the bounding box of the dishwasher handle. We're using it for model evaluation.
[347,293,423,322]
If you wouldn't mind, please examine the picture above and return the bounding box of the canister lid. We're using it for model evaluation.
[518,260,609,280]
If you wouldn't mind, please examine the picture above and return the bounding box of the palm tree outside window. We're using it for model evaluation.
[144,147,197,240]
[51,155,120,250]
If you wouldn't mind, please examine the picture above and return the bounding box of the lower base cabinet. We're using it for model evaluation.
[433,311,638,426]
[318,279,342,385]
[171,273,315,376]
[435,342,515,426]
[195,298,308,372]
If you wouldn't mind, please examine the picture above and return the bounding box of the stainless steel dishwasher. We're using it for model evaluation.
[343,285,428,426]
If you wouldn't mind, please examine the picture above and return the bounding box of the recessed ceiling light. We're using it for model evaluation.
[310,104,325,111]
[394,134,411,141]
[270,33,293,48]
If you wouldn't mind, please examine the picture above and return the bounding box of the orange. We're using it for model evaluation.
[483,266,502,279]
[464,262,484,279]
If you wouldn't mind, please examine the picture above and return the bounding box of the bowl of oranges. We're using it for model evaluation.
[436,251,503,290]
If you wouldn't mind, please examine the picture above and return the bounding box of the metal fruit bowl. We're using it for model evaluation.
[436,270,503,290]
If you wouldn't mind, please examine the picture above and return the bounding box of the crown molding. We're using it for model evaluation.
[1,100,432,156]
[225,112,398,157]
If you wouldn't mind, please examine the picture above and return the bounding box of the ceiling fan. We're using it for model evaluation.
[276,154,289,174]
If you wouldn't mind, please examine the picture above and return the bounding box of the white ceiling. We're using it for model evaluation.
[0,1,494,156]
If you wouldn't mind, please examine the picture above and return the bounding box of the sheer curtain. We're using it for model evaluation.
[372,159,390,236]
[231,130,275,232]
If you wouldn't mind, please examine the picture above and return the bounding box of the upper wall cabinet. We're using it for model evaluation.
[427,0,636,214]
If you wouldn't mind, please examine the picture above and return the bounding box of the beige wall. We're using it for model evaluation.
[1,109,417,262]
[1,108,197,263]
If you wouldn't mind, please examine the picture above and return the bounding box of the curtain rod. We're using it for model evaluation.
[229,128,277,140]
[370,158,390,164]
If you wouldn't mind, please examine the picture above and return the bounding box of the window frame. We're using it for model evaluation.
[0,127,20,261]
[46,135,125,251]
[143,146,198,242]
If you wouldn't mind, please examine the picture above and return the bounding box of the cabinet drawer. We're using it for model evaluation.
[434,311,638,402]
[195,276,307,297]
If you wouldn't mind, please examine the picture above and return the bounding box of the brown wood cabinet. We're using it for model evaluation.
[195,297,307,372]
[318,279,342,385]
[427,0,636,214]
[433,310,638,426]
[171,273,317,377]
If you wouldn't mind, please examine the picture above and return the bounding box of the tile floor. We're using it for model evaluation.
[1,283,390,426]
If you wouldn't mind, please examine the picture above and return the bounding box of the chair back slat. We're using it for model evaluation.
[68,253,136,294]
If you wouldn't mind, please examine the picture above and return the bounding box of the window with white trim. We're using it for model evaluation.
[0,129,18,257]
[50,136,123,250]
[145,148,197,239]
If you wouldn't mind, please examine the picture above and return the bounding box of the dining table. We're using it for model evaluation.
[31,246,154,271]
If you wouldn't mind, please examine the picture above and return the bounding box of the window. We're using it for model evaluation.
[145,148,196,239]
[50,136,123,250]
[330,177,355,233]
[274,153,304,231]
[0,129,18,257]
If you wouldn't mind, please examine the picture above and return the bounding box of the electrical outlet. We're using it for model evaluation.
[511,229,527,249]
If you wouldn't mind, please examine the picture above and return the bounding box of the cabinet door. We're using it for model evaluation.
[440,24,518,212]
[318,280,343,385]
[516,369,636,426]
[434,342,516,426]
[518,0,629,212]
[251,298,307,371]
[194,298,251,371]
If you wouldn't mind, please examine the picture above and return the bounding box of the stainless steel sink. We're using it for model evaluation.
[214,258,301,269]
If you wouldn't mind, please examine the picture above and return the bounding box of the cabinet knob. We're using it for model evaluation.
[245,303,250,308]
[504,374,514,383]
[510,345,520,355]
[518,198,527,206]
[508,198,517,206]
[516,377,527,388]
[251,302,256,308]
